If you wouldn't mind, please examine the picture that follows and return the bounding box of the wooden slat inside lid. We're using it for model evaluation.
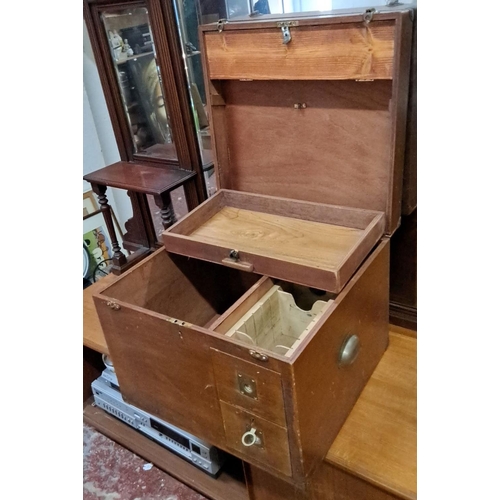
[204,21,395,81]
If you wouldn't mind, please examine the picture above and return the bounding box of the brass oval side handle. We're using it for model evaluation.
[338,334,360,367]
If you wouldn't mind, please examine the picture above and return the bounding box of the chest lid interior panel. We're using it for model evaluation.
[162,9,413,293]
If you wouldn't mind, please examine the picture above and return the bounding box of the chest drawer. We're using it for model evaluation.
[211,349,287,427]
[220,401,292,477]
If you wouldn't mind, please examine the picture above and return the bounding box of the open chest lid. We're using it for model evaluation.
[162,8,414,294]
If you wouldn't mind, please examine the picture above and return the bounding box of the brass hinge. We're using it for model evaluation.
[276,21,298,44]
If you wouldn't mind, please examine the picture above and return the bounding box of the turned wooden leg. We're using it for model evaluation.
[91,183,127,272]
[153,192,176,229]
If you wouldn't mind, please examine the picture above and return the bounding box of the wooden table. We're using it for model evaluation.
[83,274,416,500]
[83,162,197,274]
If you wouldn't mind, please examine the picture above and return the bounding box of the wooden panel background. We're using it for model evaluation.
[220,79,393,221]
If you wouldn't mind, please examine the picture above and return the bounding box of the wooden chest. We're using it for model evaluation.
[93,7,414,486]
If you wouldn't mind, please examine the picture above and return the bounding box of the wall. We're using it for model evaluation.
[83,20,133,231]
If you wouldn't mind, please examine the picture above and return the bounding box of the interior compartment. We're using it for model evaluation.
[212,277,337,358]
[100,249,260,328]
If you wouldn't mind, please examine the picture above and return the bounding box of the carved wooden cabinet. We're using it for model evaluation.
[84,0,214,268]
[91,6,415,489]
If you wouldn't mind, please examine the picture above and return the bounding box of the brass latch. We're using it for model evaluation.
[276,21,298,44]
[363,8,377,23]
[216,18,228,33]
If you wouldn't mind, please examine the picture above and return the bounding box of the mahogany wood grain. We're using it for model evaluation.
[220,401,292,478]
[211,349,287,427]
[290,240,389,477]
[83,402,249,500]
[204,21,395,81]
[326,331,417,500]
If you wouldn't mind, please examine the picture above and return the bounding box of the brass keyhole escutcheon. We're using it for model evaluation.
[237,373,258,400]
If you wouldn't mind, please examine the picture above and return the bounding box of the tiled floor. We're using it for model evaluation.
[83,423,208,500]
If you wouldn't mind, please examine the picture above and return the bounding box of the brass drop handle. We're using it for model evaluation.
[242,427,261,447]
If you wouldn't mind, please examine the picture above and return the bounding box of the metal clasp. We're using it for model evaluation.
[229,249,239,261]
[363,8,376,23]
[277,21,298,44]
[216,18,227,33]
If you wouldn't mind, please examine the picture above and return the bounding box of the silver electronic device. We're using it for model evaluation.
[91,367,225,476]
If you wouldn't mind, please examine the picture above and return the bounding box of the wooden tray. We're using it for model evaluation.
[163,189,385,293]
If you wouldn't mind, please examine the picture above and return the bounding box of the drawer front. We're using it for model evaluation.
[204,21,395,81]
[220,401,292,477]
[211,349,287,427]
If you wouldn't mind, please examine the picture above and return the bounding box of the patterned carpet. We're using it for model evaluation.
[83,423,208,500]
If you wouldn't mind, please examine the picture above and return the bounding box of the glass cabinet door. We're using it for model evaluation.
[101,6,178,161]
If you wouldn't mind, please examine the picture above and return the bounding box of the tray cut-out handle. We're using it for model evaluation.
[221,257,254,272]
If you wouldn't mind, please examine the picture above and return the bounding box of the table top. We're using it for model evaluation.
[83,162,196,195]
[83,274,416,499]
[326,326,417,500]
